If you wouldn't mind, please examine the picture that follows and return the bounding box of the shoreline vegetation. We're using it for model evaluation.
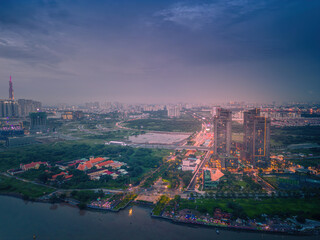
[1,168,320,236]
[150,214,317,236]
[0,193,319,236]
[149,195,320,236]
[1,120,320,236]
[0,174,55,200]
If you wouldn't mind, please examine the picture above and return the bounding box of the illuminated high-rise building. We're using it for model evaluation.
[243,108,271,168]
[213,108,232,156]
[9,76,14,100]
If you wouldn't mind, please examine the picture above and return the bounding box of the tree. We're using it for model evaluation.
[174,195,181,204]
[99,174,112,183]
[38,173,48,183]
[97,189,105,198]
[296,214,306,224]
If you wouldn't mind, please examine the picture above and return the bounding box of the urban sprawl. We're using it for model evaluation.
[1,78,320,235]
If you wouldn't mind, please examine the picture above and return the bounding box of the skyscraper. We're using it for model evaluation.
[0,100,19,118]
[213,108,232,156]
[29,112,48,134]
[243,109,271,168]
[167,105,181,118]
[18,99,42,117]
[9,76,14,100]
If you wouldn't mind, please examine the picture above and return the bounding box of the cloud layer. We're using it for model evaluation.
[0,0,319,104]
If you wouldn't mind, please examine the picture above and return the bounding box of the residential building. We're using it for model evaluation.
[167,105,181,118]
[243,108,271,168]
[213,108,232,156]
[0,100,19,118]
[29,112,48,133]
[18,99,42,117]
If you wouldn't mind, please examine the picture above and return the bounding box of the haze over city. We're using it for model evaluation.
[0,0,319,104]
[2,1,320,239]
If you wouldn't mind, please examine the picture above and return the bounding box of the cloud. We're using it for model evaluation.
[0,1,75,68]
[155,0,268,30]
[155,3,219,29]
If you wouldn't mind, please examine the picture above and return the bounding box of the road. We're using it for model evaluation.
[254,172,275,192]
[186,150,211,191]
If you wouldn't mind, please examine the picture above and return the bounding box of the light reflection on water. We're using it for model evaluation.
[0,196,316,240]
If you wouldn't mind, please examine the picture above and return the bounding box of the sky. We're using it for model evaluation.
[0,0,319,105]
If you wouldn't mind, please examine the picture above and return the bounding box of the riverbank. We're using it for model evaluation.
[0,194,319,238]
[2,187,320,237]
[5,195,315,240]
[150,196,320,236]
[151,213,319,236]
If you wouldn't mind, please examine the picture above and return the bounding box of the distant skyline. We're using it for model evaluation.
[0,0,319,105]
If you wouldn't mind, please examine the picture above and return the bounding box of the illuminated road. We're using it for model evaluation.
[186,150,211,191]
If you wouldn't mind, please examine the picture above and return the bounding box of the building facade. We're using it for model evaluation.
[213,108,232,156]
[167,105,181,118]
[18,99,42,117]
[0,100,19,118]
[243,108,271,168]
[29,112,48,133]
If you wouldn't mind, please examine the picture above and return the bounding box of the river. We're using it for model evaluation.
[0,196,319,240]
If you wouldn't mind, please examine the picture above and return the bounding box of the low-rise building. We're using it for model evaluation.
[20,161,48,171]
[50,172,73,181]
[182,157,200,172]
[203,168,224,189]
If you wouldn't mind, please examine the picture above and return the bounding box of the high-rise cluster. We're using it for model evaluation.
[0,100,19,118]
[213,107,271,168]
[0,76,42,118]
[244,108,271,168]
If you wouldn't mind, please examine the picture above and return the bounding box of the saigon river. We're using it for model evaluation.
[0,196,319,240]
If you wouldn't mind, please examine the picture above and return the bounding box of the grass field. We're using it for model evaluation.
[124,119,201,132]
[271,126,320,147]
[0,175,54,199]
[179,198,320,219]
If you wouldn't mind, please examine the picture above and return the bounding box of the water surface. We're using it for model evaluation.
[0,196,318,240]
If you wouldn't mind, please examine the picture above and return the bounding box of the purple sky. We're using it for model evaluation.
[0,0,319,104]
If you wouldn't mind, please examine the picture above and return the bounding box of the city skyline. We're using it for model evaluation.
[0,1,320,104]
[1,2,320,238]
[1,76,320,107]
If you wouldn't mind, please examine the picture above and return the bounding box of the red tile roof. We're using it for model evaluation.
[103,170,113,175]
[96,160,114,168]
[77,164,85,171]
[51,172,66,180]
[21,162,47,170]
[77,161,94,171]
[90,157,105,164]
[51,172,72,180]
[86,161,93,169]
